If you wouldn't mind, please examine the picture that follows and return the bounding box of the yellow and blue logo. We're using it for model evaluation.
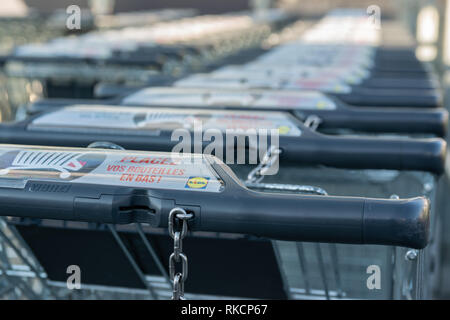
[278,125,291,135]
[185,176,209,189]
[316,101,327,109]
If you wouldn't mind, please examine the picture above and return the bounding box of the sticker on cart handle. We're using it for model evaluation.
[0,149,105,180]
[122,88,337,111]
[29,105,302,137]
[0,146,223,192]
[286,79,353,94]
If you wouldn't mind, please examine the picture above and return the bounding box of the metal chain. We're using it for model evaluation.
[168,208,193,300]
[245,144,328,195]
[246,181,328,195]
[247,145,282,184]
[246,114,322,185]
[304,115,323,131]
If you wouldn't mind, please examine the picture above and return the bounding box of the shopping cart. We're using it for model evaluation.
[0,144,436,300]
[2,11,288,115]
[0,8,445,301]
[0,10,73,123]
[0,92,444,299]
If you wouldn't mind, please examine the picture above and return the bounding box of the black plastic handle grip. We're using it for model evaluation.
[201,191,430,249]
[0,157,430,249]
[361,77,437,90]
[337,88,441,108]
[299,107,448,136]
[0,56,6,68]
[0,123,444,174]
[0,184,128,224]
[281,135,446,174]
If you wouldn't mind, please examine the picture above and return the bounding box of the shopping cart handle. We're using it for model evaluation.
[282,133,447,175]
[198,189,430,249]
[361,197,429,249]
[0,145,430,249]
[182,161,431,249]
[0,56,6,68]
[299,107,449,137]
[337,88,441,108]
[0,179,430,249]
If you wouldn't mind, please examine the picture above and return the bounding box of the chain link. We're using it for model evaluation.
[246,181,328,195]
[304,115,323,131]
[247,114,322,186]
[247,145,281,184]
[245,145,328,196]
[167,124,323,300]
[168,207,193,300]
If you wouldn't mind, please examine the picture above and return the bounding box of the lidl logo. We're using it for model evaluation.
[185,176,210,189]
[334,85,343,93]
[278,125,291,135]
[316,101,327,109]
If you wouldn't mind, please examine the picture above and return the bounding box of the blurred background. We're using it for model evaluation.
[2,0,449,93]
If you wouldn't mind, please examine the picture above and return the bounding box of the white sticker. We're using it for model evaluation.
[29,105,302,137]
[0,145,223,192]
[212,66,367,84]
[122,90,205,107]
[174,76,352,94]
[253,91,336,110]
[122,88,336,111]
[174,76,273,90]
[283,79,353,94]
[14,42,112,60]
